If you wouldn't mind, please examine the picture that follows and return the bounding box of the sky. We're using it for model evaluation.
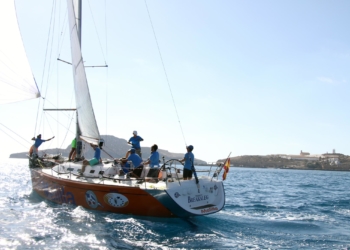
[1,0,350,162]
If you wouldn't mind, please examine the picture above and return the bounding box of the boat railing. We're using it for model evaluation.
[43,158,223,185]
[210,162,224,181]
[49,164,78,180]
[158,159,222,185]
[133,159,223,185]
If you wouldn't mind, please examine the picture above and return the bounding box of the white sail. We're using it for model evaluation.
[66,0,100,145]
[0,0,40,104]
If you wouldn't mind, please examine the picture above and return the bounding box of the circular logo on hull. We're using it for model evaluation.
[104,193,129,208]
[85,190,103,209]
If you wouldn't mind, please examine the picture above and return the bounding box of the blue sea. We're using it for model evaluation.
[1,159,350,249]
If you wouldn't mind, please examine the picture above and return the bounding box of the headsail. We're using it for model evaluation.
[0,0,40,104]
[66,0,100,145]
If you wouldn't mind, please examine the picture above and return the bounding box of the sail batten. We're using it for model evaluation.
[67,0,100,145]
[0,0,40,104]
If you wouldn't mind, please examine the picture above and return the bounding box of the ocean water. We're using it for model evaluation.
[1,159,350,249]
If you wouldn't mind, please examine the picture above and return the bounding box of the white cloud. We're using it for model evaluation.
[317,77,335,84]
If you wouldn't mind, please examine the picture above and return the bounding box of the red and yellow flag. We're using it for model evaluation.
[222,158,231,181]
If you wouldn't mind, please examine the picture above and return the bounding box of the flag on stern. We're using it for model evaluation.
[222,158,231,181]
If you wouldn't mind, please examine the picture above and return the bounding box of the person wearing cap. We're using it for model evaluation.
[118,157,131,175]
[127,148,143,168]
[127,130,143,157]
[126,148,144,178]
[80,143,101,175]
[143,144,160,168]
[179,145,194,180]
[29,134,55,157]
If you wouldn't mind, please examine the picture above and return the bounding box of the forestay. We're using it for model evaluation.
[0,0,40,104]
[67,0,100,145]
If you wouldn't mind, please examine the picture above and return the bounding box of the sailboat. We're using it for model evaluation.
[6,0,226,218]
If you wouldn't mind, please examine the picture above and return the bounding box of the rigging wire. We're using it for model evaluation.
[0,127,29,150]
[65,91,76,138]
[43,112,63,152]
[104,0,108,144]
[37,1,72,153]
[59,115,74,150]
[87,0,107,64]
[144,0,187,147]
[44,111,75,137]
[0,123,31,147]
[56,2,76,149]
[86,0,109,143]
[57,0,60,152]
[45,0,57,105]
[34,0,57,137]
[101,148,114,159]
[57,9,68,57]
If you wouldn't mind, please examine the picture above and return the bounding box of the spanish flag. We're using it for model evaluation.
[222,158,231,181]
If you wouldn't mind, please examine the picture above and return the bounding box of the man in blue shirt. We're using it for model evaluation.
[118,157,131,174]
[29,134,55,156]
[127,148,142,168]
[142,144,160,181]
[180,145,194,180]
[128,130,143,157]
[143,144,159,168]
[80,143,101,175]
[127,148,143,178]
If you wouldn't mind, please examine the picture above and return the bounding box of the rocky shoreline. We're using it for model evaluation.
[218,154,350,171]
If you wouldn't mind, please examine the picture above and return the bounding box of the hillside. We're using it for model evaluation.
[10,135,207,165]
[217,155,350,171]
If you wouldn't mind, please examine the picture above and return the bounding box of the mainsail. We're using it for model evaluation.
[67,0,100,145]
[0,0,40,104]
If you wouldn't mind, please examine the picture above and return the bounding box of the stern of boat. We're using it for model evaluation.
[147,176,225,217]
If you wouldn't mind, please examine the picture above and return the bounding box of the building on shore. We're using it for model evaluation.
[279,149,341,166]
[321,149,341,165]
[300,150,310,156]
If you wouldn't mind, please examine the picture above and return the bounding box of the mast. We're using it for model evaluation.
[74,0,82,44]
[75,0,83,159]
[67,0,101,157]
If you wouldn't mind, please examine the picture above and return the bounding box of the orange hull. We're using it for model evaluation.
[30,168,176,218]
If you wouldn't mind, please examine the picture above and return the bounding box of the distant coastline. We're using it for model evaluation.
[217,153,350,171]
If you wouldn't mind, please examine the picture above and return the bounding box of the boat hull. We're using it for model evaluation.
[30,168,176,217]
